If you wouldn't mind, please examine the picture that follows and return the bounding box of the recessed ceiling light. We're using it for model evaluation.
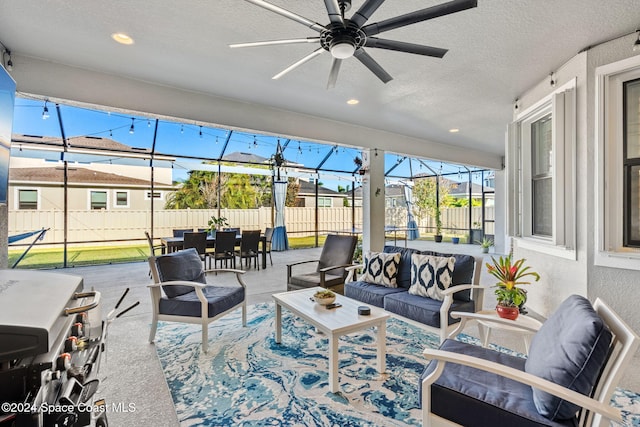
[346,99,359,105]
[111,33,134,45]
[449,128,460,133]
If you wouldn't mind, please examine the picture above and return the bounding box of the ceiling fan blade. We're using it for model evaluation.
[327,58,342,89]
[365,37,448,58]
[351,0,386,27]
[362,0,477,36]
[272,48,325,80]
[230,37,320,49]
[324,0,344,25]
[243,0,325,32]
[353,49,393,83]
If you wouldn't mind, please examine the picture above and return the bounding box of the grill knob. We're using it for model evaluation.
[56,353,72,371]
[71,322,84,337]
[65,336,78,352]
[75,312,88,324]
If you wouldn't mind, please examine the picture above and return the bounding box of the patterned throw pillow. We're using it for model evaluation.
[408,254,456,301]
[360,251,402,288]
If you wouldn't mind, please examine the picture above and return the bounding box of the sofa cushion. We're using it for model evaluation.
[525,295,612,420]
[383,291,475,328]
[344,281,406,308]
[420,340,575,427]
[360,251,402,287]
[421,251,476,301]
[382,245,422,289]
[408,254,456,301]
[159,285,245,318]
[154,248,206,297]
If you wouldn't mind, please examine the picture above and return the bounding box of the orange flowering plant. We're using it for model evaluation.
[486,255,540,307]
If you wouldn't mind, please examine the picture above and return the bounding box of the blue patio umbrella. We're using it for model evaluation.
[271,180,289,251]
[404,183,420,240]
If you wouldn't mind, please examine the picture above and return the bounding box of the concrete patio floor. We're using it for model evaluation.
[51,240,640,426]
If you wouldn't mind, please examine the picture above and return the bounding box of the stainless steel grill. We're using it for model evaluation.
[0,270,107,427]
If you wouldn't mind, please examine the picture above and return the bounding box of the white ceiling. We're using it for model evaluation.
[1,0,640,168]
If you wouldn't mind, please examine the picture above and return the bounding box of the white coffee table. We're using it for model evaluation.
[451,310,543,354]
[273,287,390,393]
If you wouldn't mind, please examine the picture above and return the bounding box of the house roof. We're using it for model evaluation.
[297,180,345,197]
[13,134,153,155]
[9,167,173,188]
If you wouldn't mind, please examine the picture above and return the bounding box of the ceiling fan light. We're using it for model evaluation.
[330,41,355,59]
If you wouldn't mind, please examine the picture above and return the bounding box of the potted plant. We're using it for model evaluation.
[486,255,539,320]
[434,207,443,242]
[478,237,494,253]
[207,215,228,236]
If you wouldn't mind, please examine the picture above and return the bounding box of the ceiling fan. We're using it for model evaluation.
[230,0,478,88]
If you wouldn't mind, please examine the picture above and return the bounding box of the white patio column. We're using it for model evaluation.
[362,148,385,253]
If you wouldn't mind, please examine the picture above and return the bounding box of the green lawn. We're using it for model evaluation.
[9,233,470,269]
[8,235,329,269]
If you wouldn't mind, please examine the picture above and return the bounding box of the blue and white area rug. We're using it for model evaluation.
[155,303,640,426]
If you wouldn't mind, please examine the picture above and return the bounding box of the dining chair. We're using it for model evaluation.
[148,248,247,353]
[173,228,193,238]
[145,231,165,278]
[183,231,210,268]
[236,230,261,270]
[212,230,237,269]
[261,227,274,266]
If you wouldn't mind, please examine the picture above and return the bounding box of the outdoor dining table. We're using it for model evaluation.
[160,233,268,269]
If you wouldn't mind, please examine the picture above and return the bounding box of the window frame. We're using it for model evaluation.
[144,190,163,201]
[113,190,130,208]
[15,187,39,210]
[595,55,640,270]
[317,196,332,208]
[507,79,576,259]
[89,189,108,210]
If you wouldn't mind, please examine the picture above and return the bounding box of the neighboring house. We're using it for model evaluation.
[9,166,174,211]
[295,179,347,208]
[9,134,175,211]
[347,180,494,207]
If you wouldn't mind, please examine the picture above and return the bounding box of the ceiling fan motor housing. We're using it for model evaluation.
[321,22,365,59]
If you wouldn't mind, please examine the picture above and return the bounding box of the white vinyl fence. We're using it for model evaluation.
[8,206,493,248]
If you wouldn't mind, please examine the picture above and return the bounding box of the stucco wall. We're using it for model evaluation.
[511,33,640,333]
[585,34,640,333]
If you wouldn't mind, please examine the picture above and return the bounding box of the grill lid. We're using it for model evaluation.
[0,270,83,361]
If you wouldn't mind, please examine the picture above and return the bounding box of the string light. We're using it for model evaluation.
[199,126,203,138]
[147,120,151,128]
[129,118,135,134]
[180,125,184,134]
[109,129,113,137]
[298,142,302,155]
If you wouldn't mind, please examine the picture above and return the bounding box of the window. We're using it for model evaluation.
[507,79,576,258]
[318,197,332,207]
[596,56,640,269]
[624,78,640,247]
[115,191,129,208]
[17,189,38,210]
[145,191,163,200]
[90,191,107,210]
[531,114,553,237]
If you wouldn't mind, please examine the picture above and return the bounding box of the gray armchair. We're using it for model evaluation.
[148,248,247,353]
[287,234,357,294]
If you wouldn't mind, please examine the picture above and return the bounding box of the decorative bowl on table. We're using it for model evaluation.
[313,290,336,306]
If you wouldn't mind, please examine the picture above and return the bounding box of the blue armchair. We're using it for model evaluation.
[148,248,247,353]
[420,295,639,426]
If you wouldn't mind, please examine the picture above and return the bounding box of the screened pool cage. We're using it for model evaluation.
[7,95,494,268]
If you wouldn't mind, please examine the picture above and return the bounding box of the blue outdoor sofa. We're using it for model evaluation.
[345,245,484,342]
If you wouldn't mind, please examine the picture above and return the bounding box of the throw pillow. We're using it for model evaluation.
[155,248,206,298]
[408,254,456,301]
[360,251,401,288]
[525,295,612,420]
